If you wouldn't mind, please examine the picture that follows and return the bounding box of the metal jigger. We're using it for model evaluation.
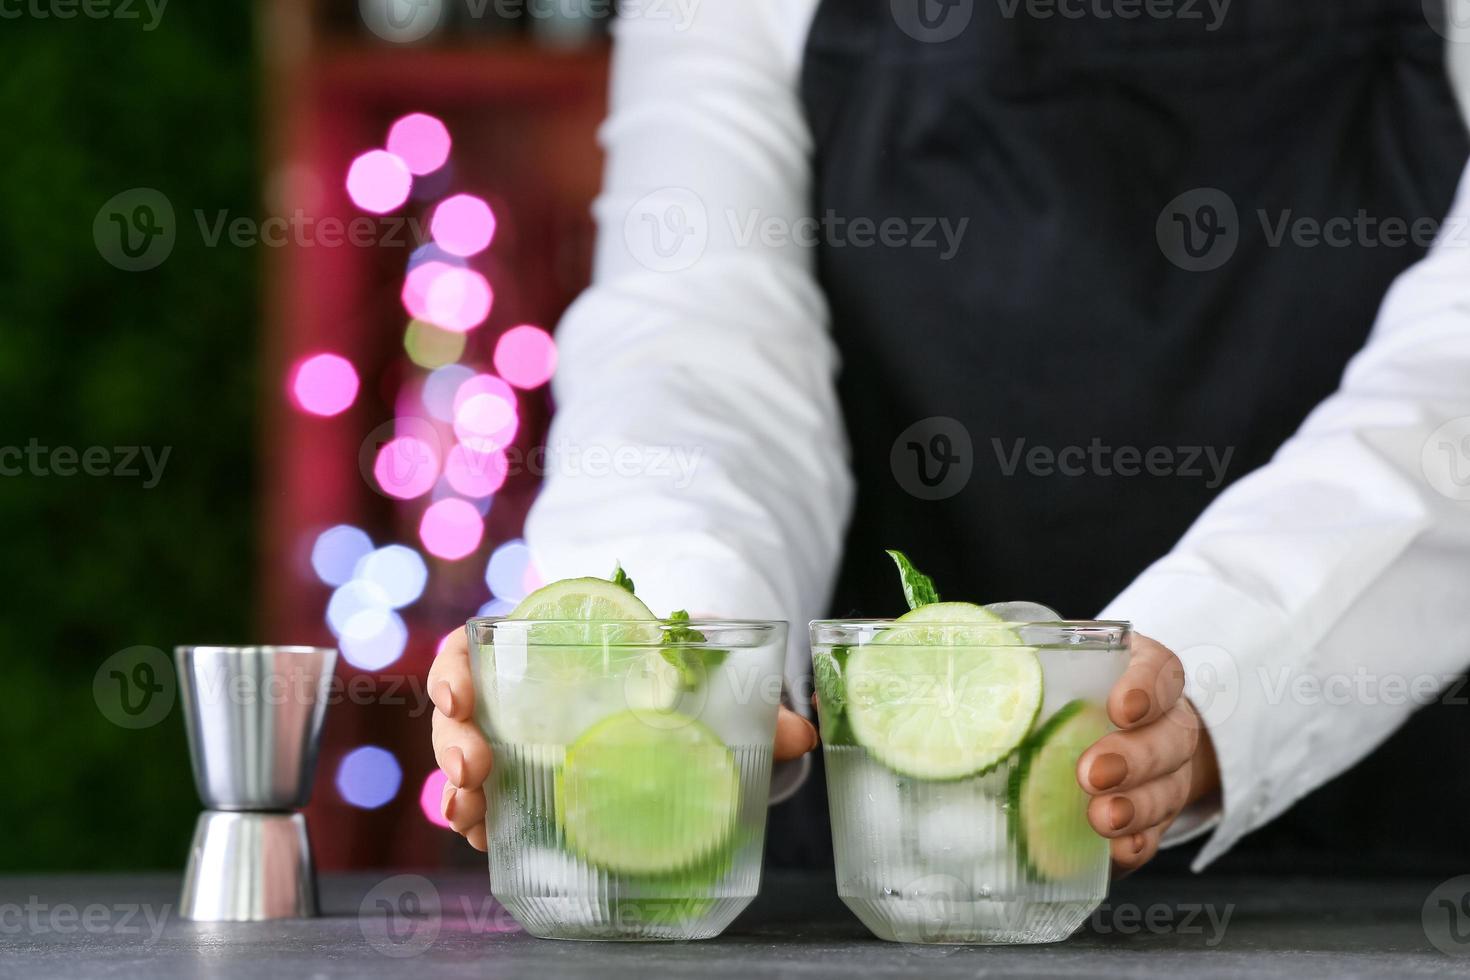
[174,646,336,921]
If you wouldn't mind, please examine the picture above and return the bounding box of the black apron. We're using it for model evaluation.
[771,0,1469,873]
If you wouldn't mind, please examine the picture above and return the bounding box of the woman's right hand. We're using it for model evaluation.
[428,627,493,850]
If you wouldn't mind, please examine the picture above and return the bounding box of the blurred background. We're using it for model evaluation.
[0,0,615,871]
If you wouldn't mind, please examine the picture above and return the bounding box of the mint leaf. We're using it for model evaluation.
[665,609,704,644]
[886,549,939,610]
[610,563,636,595]
[813,645,855,746]
[813,645,849,716]
[660,610,727,689]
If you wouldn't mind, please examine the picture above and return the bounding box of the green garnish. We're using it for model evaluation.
[610,563,636,595]
[813,645,854,745]
[886,549,939,610]
[660,609,727,689]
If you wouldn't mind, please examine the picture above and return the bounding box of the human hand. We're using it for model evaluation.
[428,626,819,851]
[1076,634,1220,875]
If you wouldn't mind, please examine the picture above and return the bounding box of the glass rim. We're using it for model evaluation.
[810,619,1131,646]
[466,617,788,630]
[174,645,335,656]
[809,618,1130,629]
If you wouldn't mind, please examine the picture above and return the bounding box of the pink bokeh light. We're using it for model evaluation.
[419,769,453,829]
[290,353,359,417]
[400,262,493,333]
[444,444,509,498]
[419,498,484,560]
[373,436,441,500]
[451,373,516,417]
[493,325,558,389]
[452,375,519,454]
[345,150,412,214]
[401,261,451,320]
[431,194,497,257]
[386,113,452,177]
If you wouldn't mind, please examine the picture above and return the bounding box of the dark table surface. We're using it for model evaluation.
[2,870,1467,978]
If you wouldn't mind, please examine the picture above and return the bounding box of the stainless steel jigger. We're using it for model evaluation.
[174,645,337,921]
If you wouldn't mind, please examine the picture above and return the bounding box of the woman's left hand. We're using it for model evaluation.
[1076,634,1220,876]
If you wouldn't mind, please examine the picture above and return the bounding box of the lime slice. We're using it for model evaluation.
[509,576,658,636]
[610,839,742,927]
[482,578,679,744]
[1009,699,1110,880]
[506,576,667,688]
[556,710,740,874]
[844,602,1043,779]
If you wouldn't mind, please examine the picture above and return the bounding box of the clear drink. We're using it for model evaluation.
[812,619,1130,944]
[469,618,787,941]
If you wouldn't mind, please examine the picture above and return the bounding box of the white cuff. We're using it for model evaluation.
[1101,568,1292,871]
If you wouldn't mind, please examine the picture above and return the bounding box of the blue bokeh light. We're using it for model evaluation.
[485,539,532,602]
[311,525,373,587]
[422,364,474,422]
[356,545,428,608]
[477,598,517,618]
[335,746,403,810]
[339,609,409,671]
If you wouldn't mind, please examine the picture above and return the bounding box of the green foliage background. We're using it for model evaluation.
[0,4,257,869]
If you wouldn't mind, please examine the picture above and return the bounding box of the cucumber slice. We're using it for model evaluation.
[844,602,1043,779]
[1008,699,1111,880]
[555,710,740,875]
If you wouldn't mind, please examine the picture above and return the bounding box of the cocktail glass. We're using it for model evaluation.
[468,617,788,941]
[811,619,1130,944]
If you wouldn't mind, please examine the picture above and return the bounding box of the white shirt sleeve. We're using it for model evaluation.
[523,1,840,802]
[1102,156,1470,869]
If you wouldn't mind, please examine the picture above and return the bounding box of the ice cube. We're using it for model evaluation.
[984,600,1062,623]
[825,747,905,850]
[913,778,1007,867]
[684,657,781,747]
[1035,646,1126,724]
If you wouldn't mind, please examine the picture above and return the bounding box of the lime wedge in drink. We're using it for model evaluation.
[556,710,740,875]
[509,576,658,637]
[609,839,743,927]
[843,602,1043,779]
[1008,699,1110,880]
[482,577,681,745]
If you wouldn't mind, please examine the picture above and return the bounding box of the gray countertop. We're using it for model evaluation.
[1,870,1464,978]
